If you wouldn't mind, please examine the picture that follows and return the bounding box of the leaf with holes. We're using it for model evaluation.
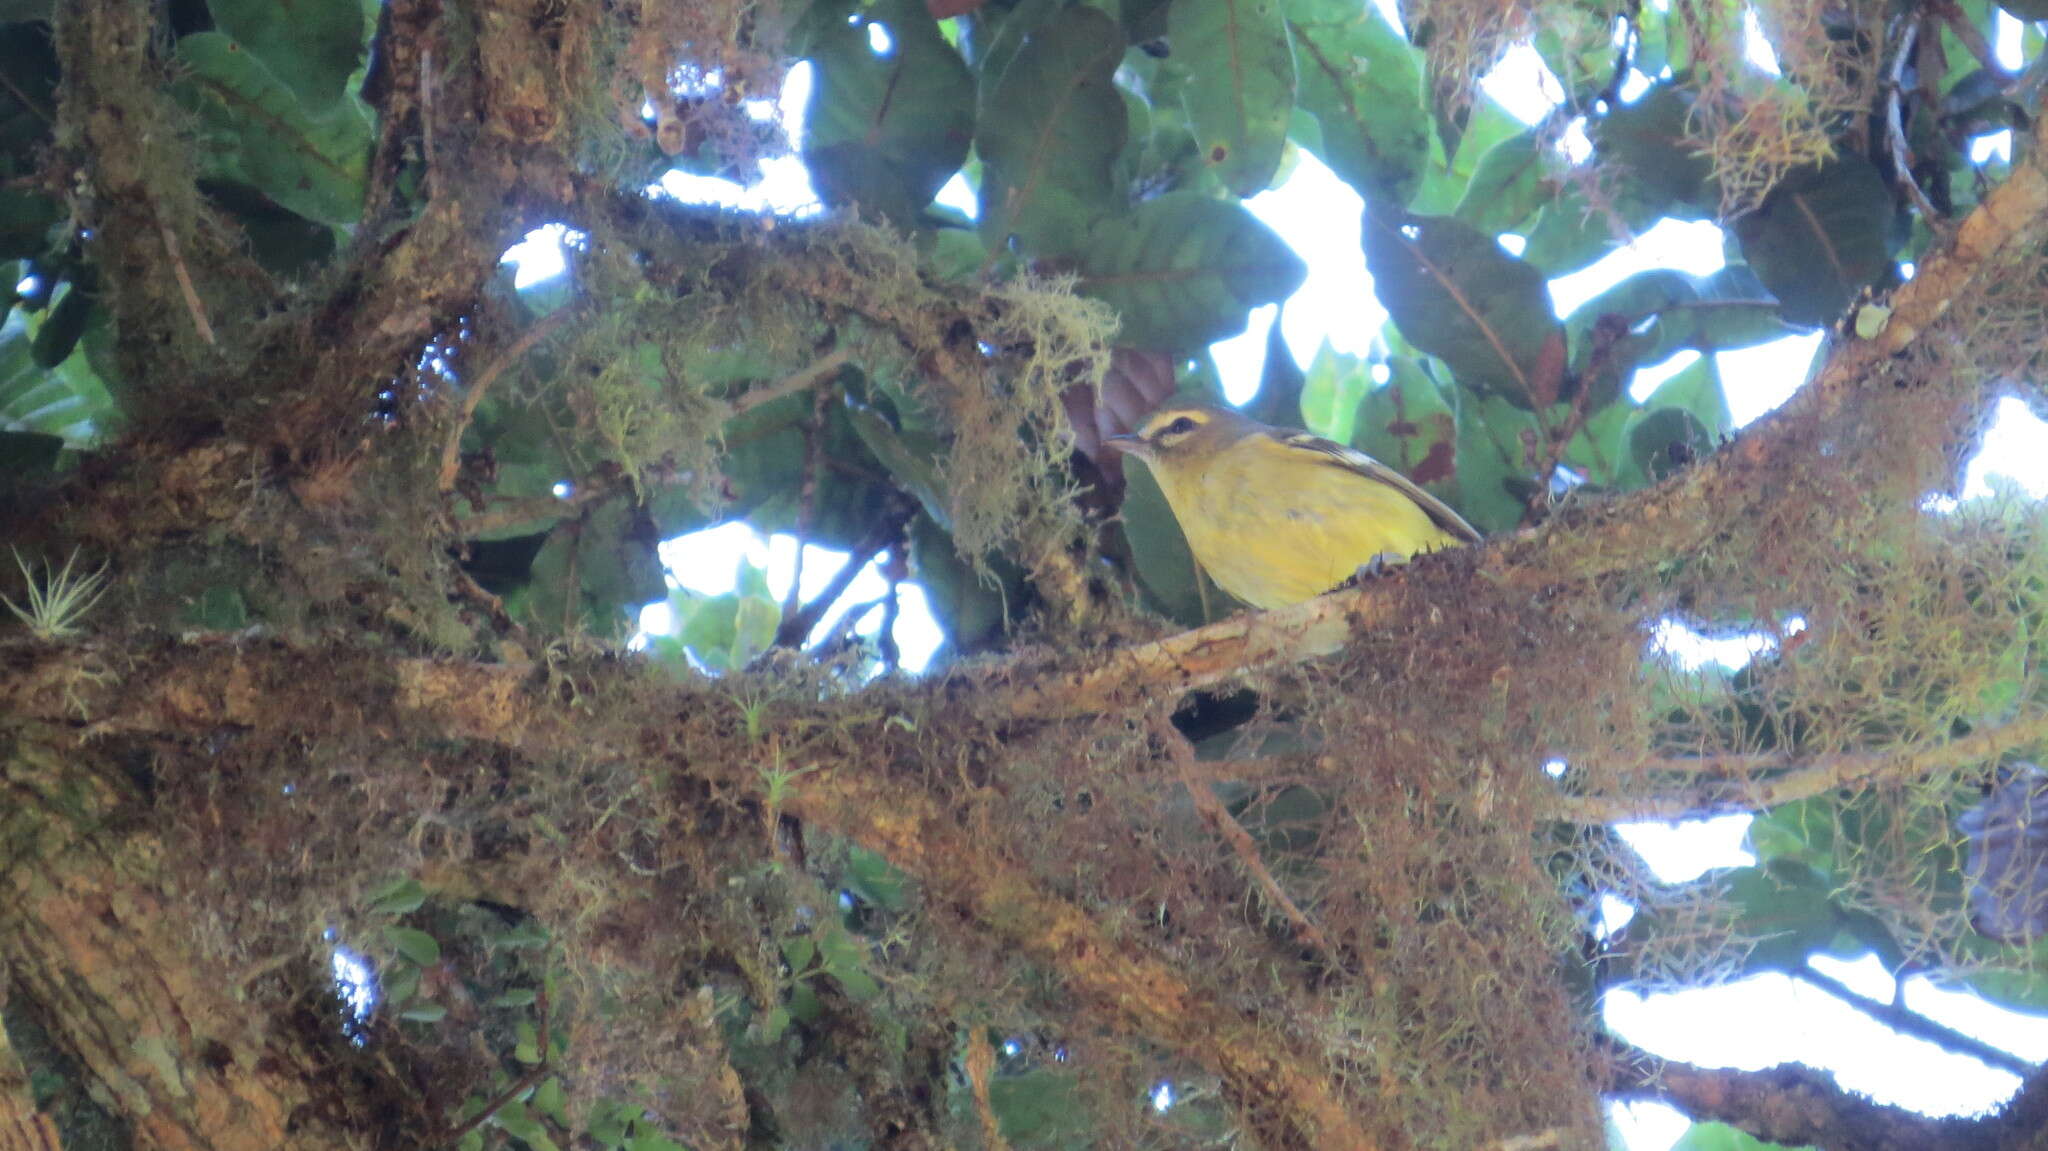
[1286,0,1426,204]
[1734,157,1899,328]
[1077,193,1305,350]
[174,32,372,226]
[1450,391,1536,534]
[803,0,974,225]
[1170,0,1295,196]
[1363,211,1565,408]
[207,0,365,112]
[976,4,1126,255]
[1354,355,1457,490]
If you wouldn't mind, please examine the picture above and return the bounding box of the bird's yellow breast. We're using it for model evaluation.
[1149,441,1463,610]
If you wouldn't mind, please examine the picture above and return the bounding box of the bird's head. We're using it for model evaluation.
[1101,403,1256,474]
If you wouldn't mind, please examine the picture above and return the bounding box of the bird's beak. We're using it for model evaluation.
[1101,434,1149,460]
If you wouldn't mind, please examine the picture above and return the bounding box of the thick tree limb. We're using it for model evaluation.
[52,0,223,385]
[1602,1037,1974,1151]
[1,640,1379,1150]
[1542,710,2048,822]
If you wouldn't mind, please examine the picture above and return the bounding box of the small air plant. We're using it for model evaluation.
[2,547,111,640]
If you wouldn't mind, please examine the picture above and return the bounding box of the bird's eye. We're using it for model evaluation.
[1163,416,1199,436]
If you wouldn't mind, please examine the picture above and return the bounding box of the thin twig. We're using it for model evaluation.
[438,309,576,493]
[772,505,910,649]
[438,974,551,1146]
[784,387,830,622]
[1543,709,2048,822]
[878,546,902,671]
[728,349,853,419]
[451,565,532,648]
[1888,16,1950,231]
[1936,0,2010,81]
[1151,714,1339,966]
[1795,961,2037,1077]
[157,223,215,346]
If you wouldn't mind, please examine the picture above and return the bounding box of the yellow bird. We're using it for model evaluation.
[1103,403,1481,610]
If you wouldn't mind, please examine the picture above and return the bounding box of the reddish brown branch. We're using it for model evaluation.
[1153,714,1339,965]
[1602,1037,1974,1151]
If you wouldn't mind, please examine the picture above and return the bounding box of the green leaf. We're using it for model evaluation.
[532,1076,569,1126]
[492,988,539,1008]
[803,0,974,224]
[844,845,910,910]
[380,963,420,1006]
[1627,406,1712,482]
[514,1021,544,1064]
[989,1068,1091,1144]
[906,513,1017,658]
[201,179,339,276]
[1450,391,1535,533]
[1716,859,1846,973]
[1245,314,1305,426]
[0,21,58,172]
[383,926,441,966]
[1594,82,1714,219]
[487,919,550,950]
[1407,92,1524,216]
[1453,128,1559,235]
[1120,456,1217,625]
[1563,265,1788,407]
[844,397,949,528]
[976,5,1126,255]
[782,932,817,975]
[1519,180,1662,277]
[1734,158,1899,328]
[399,1002,448,1023]
[206,0,366,112]
[1635,354,1733,442]
[1296,340,1368,443]
[519,500,666,638]
[1362,211,1565,408]
[1170,0,1296,196]
[0,429,59,478]
[492,1101,552,1147]
[0,187,62,261]
[1077,192,1306,350]
[365,876,427,916]
[1353,356,1457,489]
[1670,1122,1817,1151]
[0,309,115,446]
[30,281,92,369]
[1287,0,1426,204]
[174,32,371,227]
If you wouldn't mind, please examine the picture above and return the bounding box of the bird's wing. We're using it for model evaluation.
[1271,430,1484,544]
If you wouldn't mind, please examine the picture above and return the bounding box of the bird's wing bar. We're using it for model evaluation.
[1271,430,1485,544]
